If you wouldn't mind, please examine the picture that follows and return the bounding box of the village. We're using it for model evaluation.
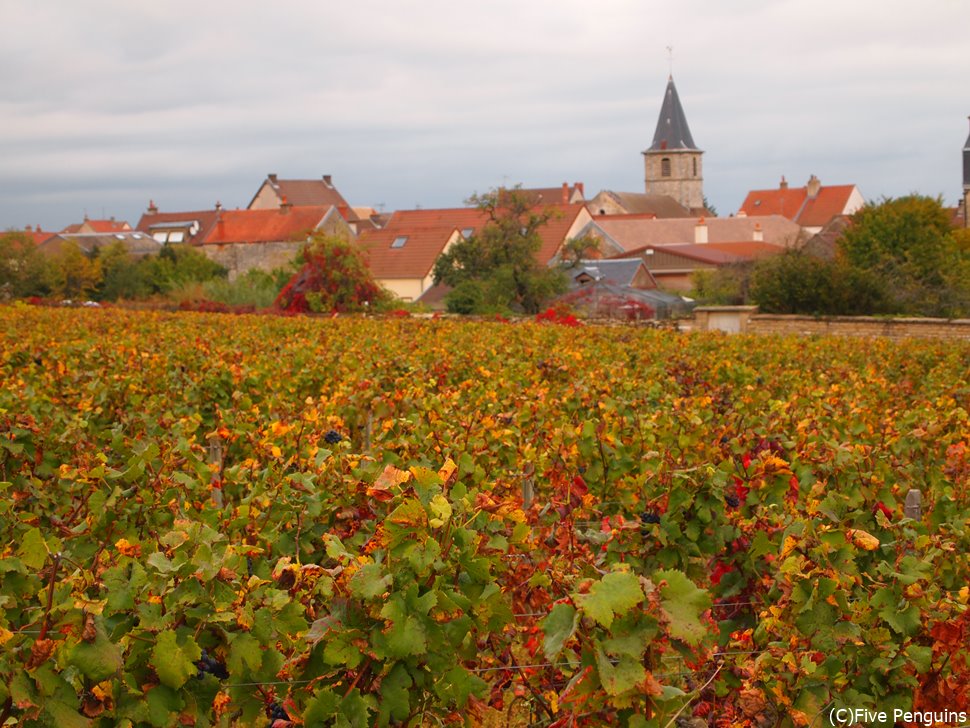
[7,77,970,321]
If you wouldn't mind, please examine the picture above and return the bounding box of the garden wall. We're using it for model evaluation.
[691,306,970,340]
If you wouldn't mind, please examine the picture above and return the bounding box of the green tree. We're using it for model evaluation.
[839,195,970,316]
[0,231,49,299]
[141,244,227,294]
[97,242,151,301]
[749,249,888,315]
[432,187,568,314]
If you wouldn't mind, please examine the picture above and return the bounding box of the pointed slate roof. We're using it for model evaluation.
[648,77,698,152]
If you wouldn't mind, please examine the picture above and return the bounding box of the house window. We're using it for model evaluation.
[461,227,474,239]
[153,232,167,243]
[391,235,408,248]
[661,158,671,177]
[168,231,185,243]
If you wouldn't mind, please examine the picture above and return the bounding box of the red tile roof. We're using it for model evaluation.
[202,206,331,245]
[796,185,859,228]
[739,181,860,227]
[21,227,55,245]
[61,218,131,234]
[361,224,463,280]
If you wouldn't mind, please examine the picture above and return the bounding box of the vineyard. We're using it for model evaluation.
[0,305,968,727]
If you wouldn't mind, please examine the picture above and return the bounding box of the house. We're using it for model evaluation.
[135,201,224,246]
[801,215,851,260]
[576,214,802,255]
[505,183,586,206]
[570,258,657,290]
[738,175,865,235]
[37,231,161,258]
[249,173,352,211]
[20,225,55,246]
[247,173,382,234]
[360,203,593,302]
[585,191,691,218]
[61,216,132,235]
[615,241,784,291]
[199,204,354,279]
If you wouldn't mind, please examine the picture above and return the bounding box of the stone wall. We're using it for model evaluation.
[202,241,304,281]
[746,314,970,340]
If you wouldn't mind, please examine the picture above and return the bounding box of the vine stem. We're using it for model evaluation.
[661,664,720,728]
[38,552,62,641]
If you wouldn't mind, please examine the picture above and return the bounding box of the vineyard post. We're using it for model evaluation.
[904,489,922,519]
[208,433,224,507]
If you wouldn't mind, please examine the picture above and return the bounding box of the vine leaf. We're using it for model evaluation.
[66,622,123,683]
[152,631,201,689]
[576,571,643,629]
[542,603,578,661]
[654,569,710,646]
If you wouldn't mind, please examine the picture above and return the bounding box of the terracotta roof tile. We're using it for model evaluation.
[203,206,331,245]
[739,182,860,227]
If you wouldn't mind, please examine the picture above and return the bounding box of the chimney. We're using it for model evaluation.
[575,182,584,198]
[806,174,821,198]
[25,224,32,232]
[562,182,569,203]
[147,200,158,215]
[279,195,291,214]
[753,223,763,242]
[695,217,708,244]
[215,200,223,212]
[779,175,788,190]
[268,173,278,184]
[323,175,333,187]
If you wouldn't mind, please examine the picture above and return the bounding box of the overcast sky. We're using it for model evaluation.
[1,0,968,231]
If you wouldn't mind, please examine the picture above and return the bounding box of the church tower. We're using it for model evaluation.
[643,76,704,212]
[963,116,969,228]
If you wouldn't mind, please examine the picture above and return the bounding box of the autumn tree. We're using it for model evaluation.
[275,233,389,313]
[432,188,568,314]
[838,195,970,316]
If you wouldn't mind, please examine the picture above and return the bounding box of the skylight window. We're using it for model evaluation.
[391,235,408,248]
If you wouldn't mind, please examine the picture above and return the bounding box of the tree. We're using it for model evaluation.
[432,188,568,314]
[97,242,151,301]
[0,231,49,299]
[749,249,888,315]
[44,241,103,300]
[275,233,390,313]
[838,195,970,316]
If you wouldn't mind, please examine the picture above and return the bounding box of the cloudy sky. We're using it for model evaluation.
[1,0,967,231]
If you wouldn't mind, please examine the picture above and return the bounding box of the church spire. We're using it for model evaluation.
[642,76,704,212]
[963,116,970,190]
[649,77,698,152]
